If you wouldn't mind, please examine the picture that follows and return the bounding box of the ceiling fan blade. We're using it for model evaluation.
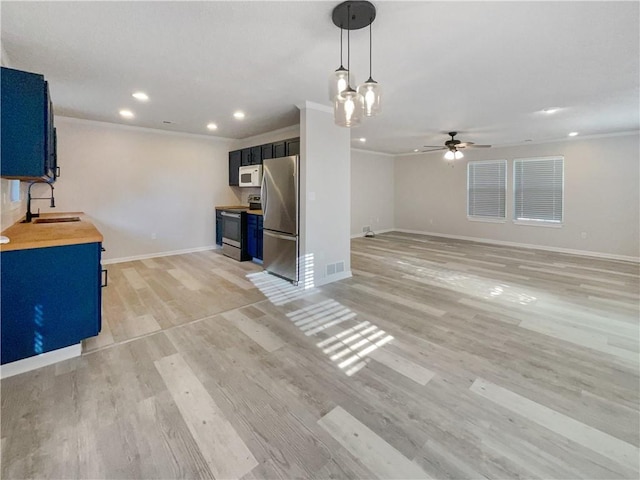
[465,144,492,148]
[421,147,446,152]
[457,142,472,148]
[423,145,444,148]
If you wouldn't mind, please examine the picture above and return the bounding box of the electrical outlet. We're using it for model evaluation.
[429,219,434,225]
[151,233,157,240]
[581,232,588,239]
[362,225,371,233]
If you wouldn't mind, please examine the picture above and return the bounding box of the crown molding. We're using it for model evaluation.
[296,100,333,114]
[54,115,235,143]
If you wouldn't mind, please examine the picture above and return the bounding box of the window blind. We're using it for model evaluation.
[513,157,564,223]
[467,160,506,219]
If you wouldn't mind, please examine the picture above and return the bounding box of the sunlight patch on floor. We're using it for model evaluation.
[286,301,393,377]
[397,260,537,305]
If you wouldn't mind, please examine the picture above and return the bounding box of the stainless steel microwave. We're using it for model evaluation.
[238,165,262,187]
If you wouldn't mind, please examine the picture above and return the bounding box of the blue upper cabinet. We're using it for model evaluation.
[1,67,57,181]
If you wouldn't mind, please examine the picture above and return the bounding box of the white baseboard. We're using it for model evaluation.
[393,229,640,263]
[351,228,395,239]
[1,344,82,379]
[102,245,218,265]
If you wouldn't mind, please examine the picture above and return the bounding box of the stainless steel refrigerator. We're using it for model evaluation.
[261,155,299,284]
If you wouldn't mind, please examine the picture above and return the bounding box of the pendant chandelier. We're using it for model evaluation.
[329,1,381,128]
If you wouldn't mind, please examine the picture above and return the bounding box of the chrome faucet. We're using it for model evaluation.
[24,181,55,223]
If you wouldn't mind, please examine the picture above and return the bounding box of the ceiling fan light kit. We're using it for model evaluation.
[330,1,381,127]
[444,149,463,161]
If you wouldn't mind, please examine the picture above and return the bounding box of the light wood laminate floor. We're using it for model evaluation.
[2,232,639,479]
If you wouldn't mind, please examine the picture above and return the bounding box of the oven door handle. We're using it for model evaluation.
[221,212,241,219]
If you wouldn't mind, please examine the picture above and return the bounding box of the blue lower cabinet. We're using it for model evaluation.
[0,242,102,364]
[246,214,258,259]
[215,210,223,246]
[257,216,263,261]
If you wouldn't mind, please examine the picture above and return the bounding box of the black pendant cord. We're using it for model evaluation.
[368,21,372,80]
[340,27,344,67]
[347,4,351,86]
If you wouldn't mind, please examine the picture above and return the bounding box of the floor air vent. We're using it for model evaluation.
[326,261,345,276]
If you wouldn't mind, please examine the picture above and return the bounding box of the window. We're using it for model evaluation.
[467,160,506,221]
[513,156,564,224]
[10,180,21,204]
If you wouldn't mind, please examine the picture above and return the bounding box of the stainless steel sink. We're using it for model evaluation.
[33,217,81,224]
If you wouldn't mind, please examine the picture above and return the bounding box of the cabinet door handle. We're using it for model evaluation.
[101,246,106,252]
[56,166,61,178]
[101,269,108,287]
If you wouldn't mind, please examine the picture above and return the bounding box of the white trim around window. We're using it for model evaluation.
[467,159,507,223]
[513,156,564,225]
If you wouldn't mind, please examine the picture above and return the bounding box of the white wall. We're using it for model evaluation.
[394,133,640,259]
[350,149,395,237]
[300,102,351,286]
[42,116,238,261]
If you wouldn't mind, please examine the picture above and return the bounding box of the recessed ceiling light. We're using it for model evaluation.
[413,149,419,152]
[542,107,560,114]
[359,137,366,142]
[132,92,149,101]
[233,111,245,120]
[568,131,579,137]
[119,109,134,118]
[207,123,218,131]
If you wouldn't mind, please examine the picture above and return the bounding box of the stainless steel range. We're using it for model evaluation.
[221,209,248,261]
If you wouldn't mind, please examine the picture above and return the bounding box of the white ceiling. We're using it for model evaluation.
[2,1,638,154]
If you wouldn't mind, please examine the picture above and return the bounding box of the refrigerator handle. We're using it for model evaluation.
[264,231,296,241]
[261,169,267,217]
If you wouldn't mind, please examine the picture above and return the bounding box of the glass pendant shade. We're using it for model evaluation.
[329,67,354,102]
[334,87,363,127]
[357,78,381,116]
[445,149,464,160]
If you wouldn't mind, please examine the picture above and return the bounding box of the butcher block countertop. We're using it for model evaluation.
[215,205,263,216]
[215,205,250,210]
[0,212,104,252]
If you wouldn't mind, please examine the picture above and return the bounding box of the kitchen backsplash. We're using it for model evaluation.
[1,179,27,231]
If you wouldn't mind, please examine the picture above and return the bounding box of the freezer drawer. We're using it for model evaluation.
[263,230,298,284]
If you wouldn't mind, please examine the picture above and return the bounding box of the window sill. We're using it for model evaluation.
[513,220,563,228]
[467,216,506,224]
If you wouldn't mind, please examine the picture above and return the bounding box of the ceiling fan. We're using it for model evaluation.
[423,131,492,160]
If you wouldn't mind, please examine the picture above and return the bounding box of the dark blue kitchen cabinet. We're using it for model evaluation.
[246,214,258,259]
[229,150,241,186]
[272,141,286,158]
[286,138,300,156]
[241,148,252,166]
[0,242,102,365]
[250,146,262,165]
[1,67,57,181]
[246,214,263,261]
[256,215,263,260]
[215,210,223,246]
[261,143,273,161]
